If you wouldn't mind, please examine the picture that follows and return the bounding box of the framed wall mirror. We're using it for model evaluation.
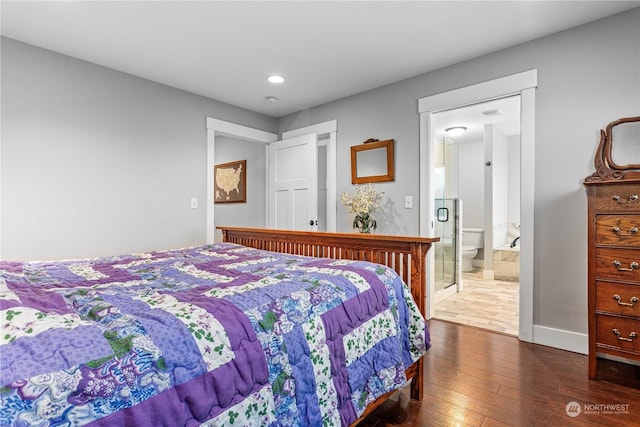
[351,138,395,184]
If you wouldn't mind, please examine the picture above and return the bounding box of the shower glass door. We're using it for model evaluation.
[433,137,458,293]
[434,198,457,292]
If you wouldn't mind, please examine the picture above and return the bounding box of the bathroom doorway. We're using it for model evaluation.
[431,96,521,335]
[418,69,537,342]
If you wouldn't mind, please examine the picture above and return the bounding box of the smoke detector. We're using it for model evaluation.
[481,109,503,117]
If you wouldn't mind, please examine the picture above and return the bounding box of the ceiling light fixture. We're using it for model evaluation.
[445,126,467,137]
[265,96,279,103]
[267,75,285,84]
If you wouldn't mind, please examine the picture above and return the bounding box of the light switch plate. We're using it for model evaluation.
[404,196,413,209]
[190,198,198,209]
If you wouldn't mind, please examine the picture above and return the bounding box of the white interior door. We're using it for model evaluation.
[268,133,318,230]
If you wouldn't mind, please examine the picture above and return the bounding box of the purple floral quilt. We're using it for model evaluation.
[0,243,430,426]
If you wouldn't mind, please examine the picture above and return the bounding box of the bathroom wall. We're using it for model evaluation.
[434,139,459,243]
[490,125,510,249]
[458,139,484,229]
[450,124,521,267]
[508,134,521,230]
[444,141,459,199]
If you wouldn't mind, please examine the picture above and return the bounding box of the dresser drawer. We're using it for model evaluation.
[596,215,640,246]
[595,184,640,212]
[596,314,640,354]
[596,248,640,282]
[596,281,640,316]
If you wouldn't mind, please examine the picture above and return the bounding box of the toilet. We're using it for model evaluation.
[462,228,484,272]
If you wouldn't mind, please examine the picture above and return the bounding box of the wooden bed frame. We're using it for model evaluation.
[218,226,438,425]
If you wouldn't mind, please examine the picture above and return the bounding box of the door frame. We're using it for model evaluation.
[206,118,277,243]
[418,70,537,342]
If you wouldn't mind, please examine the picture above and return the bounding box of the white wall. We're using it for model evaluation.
[1,37,276,260]
[508,134,521,228]
[491,126,510,248]
[213,136,267,242]
[458,139,484,229]
[277,9,640,336]
[444,142,459,200]
[457,127,515,256]
[433,137,459,199]
[317,143,328,231]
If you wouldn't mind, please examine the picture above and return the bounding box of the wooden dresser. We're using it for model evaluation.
[584,116,640,379]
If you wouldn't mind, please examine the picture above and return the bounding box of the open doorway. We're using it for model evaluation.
[206,118,338,242]
[206,118,277,243]
[431,96,521,335]
[418,69,537,342]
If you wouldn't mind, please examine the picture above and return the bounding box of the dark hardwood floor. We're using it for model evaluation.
[361,319,640,426]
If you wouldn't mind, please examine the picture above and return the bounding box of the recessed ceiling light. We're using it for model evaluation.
[445,126,467,137]
[268,75,285,84]
[265,96,279,103]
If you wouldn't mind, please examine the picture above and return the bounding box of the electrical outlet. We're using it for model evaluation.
[190,198,198,209]
[404,196,413,209]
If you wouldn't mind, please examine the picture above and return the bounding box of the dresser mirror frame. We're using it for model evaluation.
[350,138,395,184]
[587,116,640,182]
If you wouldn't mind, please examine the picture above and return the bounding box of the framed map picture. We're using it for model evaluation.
[214,160,246,203]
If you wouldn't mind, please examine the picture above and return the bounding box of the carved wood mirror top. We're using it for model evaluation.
[585,116,640,183]
[351,138,395,184]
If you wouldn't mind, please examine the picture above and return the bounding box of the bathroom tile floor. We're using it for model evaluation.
[434,268,519,336]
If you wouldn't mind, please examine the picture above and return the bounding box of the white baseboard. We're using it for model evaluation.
[532,325,588,355]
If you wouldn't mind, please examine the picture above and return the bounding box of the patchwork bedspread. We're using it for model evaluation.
[0,243,430,426]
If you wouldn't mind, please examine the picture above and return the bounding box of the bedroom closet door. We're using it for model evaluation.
[267,133,318,231]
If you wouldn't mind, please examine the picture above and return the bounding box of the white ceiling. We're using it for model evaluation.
[2,1,639,118]
[434,95,521,144]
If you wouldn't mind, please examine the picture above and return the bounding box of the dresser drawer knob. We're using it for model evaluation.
[612,226,639,236]
[613,260,639,271]
[612,329,638,342]
[612,194,639,205]
[612,294,639,307]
